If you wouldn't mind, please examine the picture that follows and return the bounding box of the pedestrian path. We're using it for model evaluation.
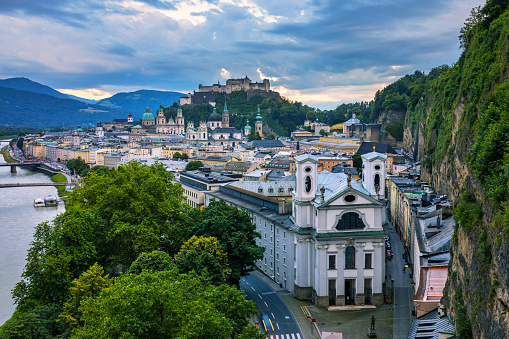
[268,333,302,339]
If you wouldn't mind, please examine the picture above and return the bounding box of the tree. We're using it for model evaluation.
[172,152,182,159]
[319,129,328,136]
[129,250,175,275]
[16,137,24,151]
[189,199,264,285]
[59,263,113,330]
[13,161,191,311]
[66,157,89,176]
[265,134,275,140]
[352,154,362,170]
[180,152,189,160]
[71,270,262,339]
[0,304,64,339]
[175,236,231,285]
[185,160,204,171]
[90,165,110,176]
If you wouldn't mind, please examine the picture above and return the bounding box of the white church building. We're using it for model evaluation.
[204,151,387,307]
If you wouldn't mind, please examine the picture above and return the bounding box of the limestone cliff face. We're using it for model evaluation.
[375,109,406,149]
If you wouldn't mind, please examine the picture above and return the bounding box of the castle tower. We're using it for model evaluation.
[128,112,133,123]
[255,107,263,139]
[244,119,251,136]
[222,99,229,128]
[156,104,166,125]
[96,121,104,138]
[361,150,387,199]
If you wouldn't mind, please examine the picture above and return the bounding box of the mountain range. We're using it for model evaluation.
[0,77,185,127]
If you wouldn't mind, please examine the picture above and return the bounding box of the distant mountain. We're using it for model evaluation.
[64,93,97,105]
[97,90,185,117]
[0,86,126,127]
[0,77,70,100]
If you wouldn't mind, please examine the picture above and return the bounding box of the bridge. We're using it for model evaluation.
[0,182,78,188]
[0,161,61,175]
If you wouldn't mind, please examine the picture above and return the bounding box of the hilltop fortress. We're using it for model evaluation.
[180,76,280,107]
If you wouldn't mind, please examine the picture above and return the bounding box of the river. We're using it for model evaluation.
[0,140,65,326]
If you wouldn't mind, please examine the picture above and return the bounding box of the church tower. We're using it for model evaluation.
[128,112,133,123]
[293,154,319,227]
[177,105,184,134]
[96,121,104,138]
[244,119,251,136]
[156,104,166,125]
[361,149,387,199]
[255,107,263,139]
[222,99,229,128]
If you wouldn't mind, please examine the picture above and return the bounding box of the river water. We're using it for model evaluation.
[0,140,65,325]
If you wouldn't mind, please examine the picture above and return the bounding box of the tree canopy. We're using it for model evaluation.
[185,160,204,171]
[71,270,264,339]
[189,199,264,285]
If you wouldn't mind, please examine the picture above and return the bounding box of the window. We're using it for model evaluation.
[283,257,286,265]
[365,253,372,269]
[270,249,273,257]
[276,228,279,235]
[277,240,279,248]
[276,253,279,261]
[283,244,286,252]
[328,255,336,270]
[270,262,273,270]
[277,267,279,275]
[270,224,273,231]
[374,165,381,170]
[345,246,355,269]
[279,187,284,193]
[344,194,356,203]
[305,176,312,193]
[336,212,366,230]
[284,271,287,280]
[264,233,267,239]
[289,187,293,193]
[270,236,273,243]
[264,222,267,228]
[268,187,274,193]
[264,258,267,265]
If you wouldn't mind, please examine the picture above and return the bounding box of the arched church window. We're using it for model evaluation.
[335,212,366,230]
[374,165,381,170]
[374,174,380,187]
[305,176,312,193]
[345,246,355,269]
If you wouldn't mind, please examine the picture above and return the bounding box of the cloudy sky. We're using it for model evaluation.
[0,0,482,109]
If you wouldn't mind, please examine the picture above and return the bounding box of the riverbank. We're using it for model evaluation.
[0,146,18,163]
[51,173,71,197]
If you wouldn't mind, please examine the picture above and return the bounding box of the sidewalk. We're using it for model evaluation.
[253,270,394,339]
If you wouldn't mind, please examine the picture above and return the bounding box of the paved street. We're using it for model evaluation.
[385,222,415,338]
[240,272,303,339]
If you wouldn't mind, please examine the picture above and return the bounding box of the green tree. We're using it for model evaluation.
[0,304,64,339]
[352,154,362,170]
[175,236,231,285]
[185,160,204,171]
[319,129,328,136]
[71,270,261,339]
[13,161,191,311]
[129,250,175,275]
[265,134,275,140]
[180,152,189,160]
[190,199,264,285]
[16,137,24,152]
[172,152,182,159]
[66,157,90,176]
[59,263,113,330]
[90,165,110,176]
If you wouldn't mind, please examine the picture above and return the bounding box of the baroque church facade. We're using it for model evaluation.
[290,152,387,307]
[186,102,242,144]
[132,105,186,136]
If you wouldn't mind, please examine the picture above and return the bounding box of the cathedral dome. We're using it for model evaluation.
[208,108,222,122]
[141,106,155,121]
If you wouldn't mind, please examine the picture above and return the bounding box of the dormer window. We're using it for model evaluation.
[258,188,263,193]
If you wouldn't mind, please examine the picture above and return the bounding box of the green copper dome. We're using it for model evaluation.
[141,106,155,121]
[157,104,164,113]
[255,107,262,123]
[208,107,222,122]
[245,119,251,129]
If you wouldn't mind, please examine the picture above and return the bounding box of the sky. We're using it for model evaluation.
[0,0,483,110]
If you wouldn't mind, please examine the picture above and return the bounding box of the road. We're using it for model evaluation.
[385,222,414,338]
[240,272,303,339]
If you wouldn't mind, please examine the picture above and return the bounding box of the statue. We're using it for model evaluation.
[370,314,375,330]
[367,314,377,338]
[347,170,352,187]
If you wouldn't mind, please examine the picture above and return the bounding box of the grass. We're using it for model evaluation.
[0,146,18,163]
[51,173,72,197]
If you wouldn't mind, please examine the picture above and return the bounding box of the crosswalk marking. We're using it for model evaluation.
[268,334,301,339]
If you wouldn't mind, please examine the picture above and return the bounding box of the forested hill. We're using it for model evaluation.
[167,90,316,137]
[374,1,509,337]
[97,90,184,116]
